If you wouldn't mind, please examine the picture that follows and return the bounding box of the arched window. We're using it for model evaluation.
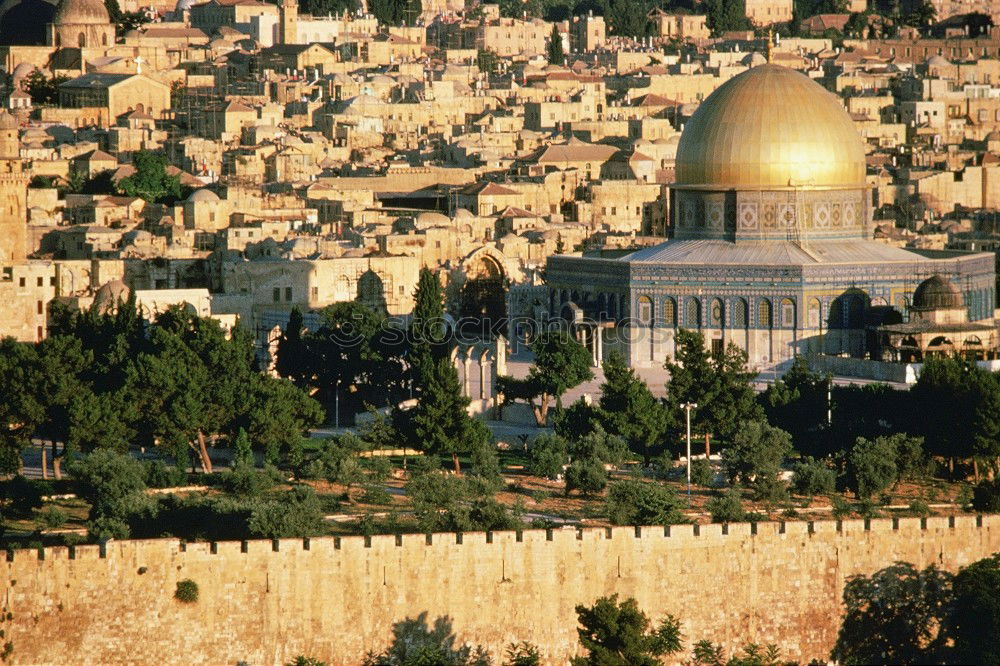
[710,298,724,328]
[758,299,772,329]
[732,298,748,328]
[662,297,677,327]
[780,298,795,328]
[685,297,701,329]
[101,33,107,46]
[808,298,822,329]
[78,32,86,47]
[637,296,653,326]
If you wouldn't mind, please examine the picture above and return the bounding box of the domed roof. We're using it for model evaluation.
[93,279,130,313]
[675,64,867,189]
[11,62,35,80]
[741,52,767,67]
[174,0,194,11]
[415,211,449,226]
[453,208,475,219]
[913,274,963,310]
[187,188,219,203]
[53,0,109,24]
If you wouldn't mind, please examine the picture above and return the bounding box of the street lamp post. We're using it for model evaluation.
[681,402,698,498]
[335,378,342,429]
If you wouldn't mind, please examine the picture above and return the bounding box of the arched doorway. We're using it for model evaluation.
[459,250,507,337]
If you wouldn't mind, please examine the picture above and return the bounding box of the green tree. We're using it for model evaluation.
[790,456,836,496]
[525,330,594,425]
[564,457,608,496]
[598,351,671,464]
[408,267,447,387]
[70,449,155,540]
[231,428,254,470]
[570,595,683,666]
[902,0,935,26]
[950,553,1000,666]
[832,562,953,665]
[275,307,310,388]
[704,0,750,36]
[706,486,745,523]
[760,356,829,454]
[846,436,899,500]
[403,356,490,473]
[0,339,42,474]
[117,151,183,204]
[605,479,684,526]
[721,420,792,485]
[527,433,569,479]
[548,23,565,65]
[476,48,500,74]
[246,484,324,538]
[21,69,68,105]
[664,329,762,448]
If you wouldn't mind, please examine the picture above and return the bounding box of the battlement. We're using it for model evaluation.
[4,514,999,665]
[6,514,992,565]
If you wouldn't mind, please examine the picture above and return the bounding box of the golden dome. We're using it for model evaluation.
[675,64,866,189]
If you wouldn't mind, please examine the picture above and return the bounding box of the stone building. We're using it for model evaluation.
[544,64,996,371]
[877,274,998,362]
[47,0,114,49]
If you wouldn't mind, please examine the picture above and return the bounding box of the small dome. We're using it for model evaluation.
[912,274,963,310]
[415,211,449,226]
[93,279,130,313]
[175,0,194,11]
[187,188,219,203]
[11,62,35,81]
[926,55,950,67]
[986,131,1000,142]
[453,208,474,219]
[741,52,767,67]
[53,0,109,24]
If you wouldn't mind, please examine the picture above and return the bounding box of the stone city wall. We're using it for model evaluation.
[5,515,1000,665]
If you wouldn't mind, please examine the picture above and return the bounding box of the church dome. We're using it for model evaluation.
[675,64,867,189]
[53,0,108,23]
[93,279,130,313]
[912,274,963,310]
[187,188,219,203]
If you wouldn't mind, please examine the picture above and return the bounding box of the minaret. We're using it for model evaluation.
[279,0,298,45]
[0,112,27,265]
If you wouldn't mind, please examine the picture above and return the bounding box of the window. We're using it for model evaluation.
[710,299,723,327]
[36,277,43,287]
[781,298,795,328]
[49,277,55,286]
[663,297,676,327]
[733,299,747,328]
[685,297,700,328]
[758,299,772,329]
[311,286,318,299]
[285,287,292,301]
[18,277,24,287]
[36,300,43,314]
[273,287,280,303]
[637,296,652,325]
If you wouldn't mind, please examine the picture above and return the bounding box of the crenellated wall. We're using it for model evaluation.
[4,515,1000,665]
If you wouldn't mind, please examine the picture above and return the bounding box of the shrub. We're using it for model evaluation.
[360,484,393,506]
[706,487,745,523]
[831,494,853,519]
[846,437,898,500]
[690,458,715,487]
[36,506,67,530]
[791,457,836,496]
[174,579,198,603]
[1,476,46,517]
[144,460,187,489]
[972,478,1000,513]
[909,499,932,517]
[221,467,274,497]
[526,433,568,479]
[752,476,789,505]
[605,480,685,526]
[564,457,608,496]
[247,485,324,539]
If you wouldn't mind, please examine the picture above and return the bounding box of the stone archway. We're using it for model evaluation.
[459,248,508,337]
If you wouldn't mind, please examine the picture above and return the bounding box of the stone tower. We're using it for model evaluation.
[279,0,298,45]
[0,111,28,265]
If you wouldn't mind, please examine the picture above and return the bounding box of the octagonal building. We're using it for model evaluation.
[544,64,996,370]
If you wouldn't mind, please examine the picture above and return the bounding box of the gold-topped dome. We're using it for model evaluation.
[675,64,866,189]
